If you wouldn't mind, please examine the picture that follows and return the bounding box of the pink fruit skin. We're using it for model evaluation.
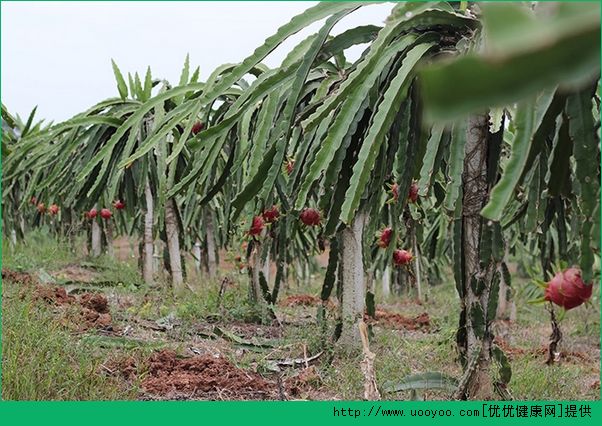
[544,267,592,310]
[408,183,419,203]
[100,208,112,219]
[248,215,265,236]
[393,249,412,266]
[300,208,321,226]
[262,206,280,223]
[377,228,393,248]
[191,122,204,135]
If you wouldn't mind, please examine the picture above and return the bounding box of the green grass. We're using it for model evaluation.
[2,228,78,271]
[509,355,599,400]
[1,285,136,400]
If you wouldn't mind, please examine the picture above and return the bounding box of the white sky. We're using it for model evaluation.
[1,1,393,122]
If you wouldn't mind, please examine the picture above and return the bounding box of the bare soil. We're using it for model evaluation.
[280,294,337,310]
[139,349,277,400]
[31,282,113,331]
[280,294,321,307]
[366,309,431,331]
[2,268,36,286]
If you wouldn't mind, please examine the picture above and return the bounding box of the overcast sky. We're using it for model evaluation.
[1,1,393,122]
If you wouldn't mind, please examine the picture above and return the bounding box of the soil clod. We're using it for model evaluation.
[140,349,276,400]
[365,309,430,331]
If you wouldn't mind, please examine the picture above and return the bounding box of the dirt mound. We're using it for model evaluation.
[80,293,109,313]
[33,285,112,330]
[141,350,276,400]
[33,285,76,305]
[2,268,36,286]
[365,310,430,331]
[280,294,336,310]
[281,294,321,307]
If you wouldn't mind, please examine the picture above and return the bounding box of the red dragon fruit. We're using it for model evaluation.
[113,200,125,210]
[376,227,393,249]
[544,267,592,310]
[86,208,98,219]
[262,205,280,223]
[191,121,205,135]
[393,249,413,266]
[248,215,265,236]
[408,182,419,203]
[48,204,59,215]
[300,208,321,227]
[100,208,112,220]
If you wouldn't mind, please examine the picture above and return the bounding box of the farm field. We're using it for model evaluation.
[2,231,599,400]
[2,2,601,402]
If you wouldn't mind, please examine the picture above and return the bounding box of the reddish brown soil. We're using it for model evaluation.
[140,350,276,400]
[2,268,36,286]
[280,294,336,310]
[281,294,321,307]
[80,293,109,313]
[32,285,112,330]
[365,309,431,331]
[33,285,76,305]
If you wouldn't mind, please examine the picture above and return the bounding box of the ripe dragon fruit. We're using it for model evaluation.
[262,205,280,223]
[113,200,125,210]
[48,204,59,215]
[191,121,205,135]
[100,208,112,220]
[393,249,413,266]
[300,208,321,226]
[408,182,419,203]
[544,267,592,310]
[376,227,393,249]
[248,215,265,236]
[86,208,98,219]
[37,203,46,214]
